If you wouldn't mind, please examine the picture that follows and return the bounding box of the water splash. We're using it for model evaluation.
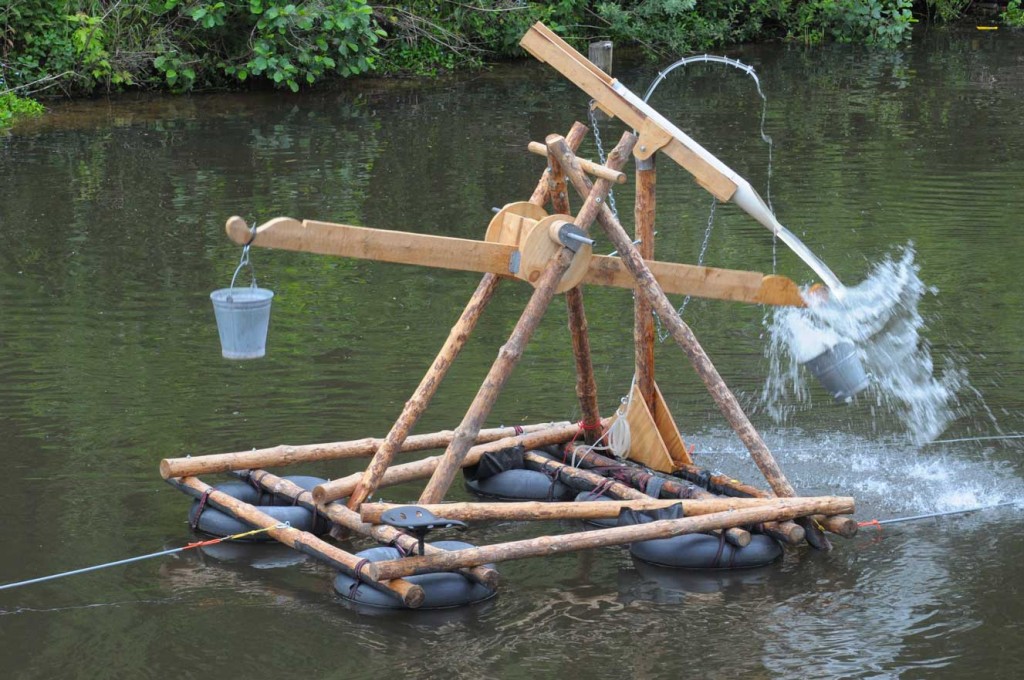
[762,245,966,443]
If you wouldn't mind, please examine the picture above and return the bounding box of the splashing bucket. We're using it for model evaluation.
[211,233,273,359]
[804,341,869,402]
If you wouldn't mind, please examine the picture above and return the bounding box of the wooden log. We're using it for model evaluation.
[240,470,500,588]
[528,122,589,205]
[360,496,854,523]
[527,142,625,184]
[164,476,418,605]
[671,461,858,538]
[522,450,751,547]
[563,443,805,545]
[160,422,560,480]
[634,154,657,412]
[549,134,831,551]
[369,498,845,580]
[547,149,601,444]
[346,274,500,510]
[416,133,635,505]
[313,420,591,504]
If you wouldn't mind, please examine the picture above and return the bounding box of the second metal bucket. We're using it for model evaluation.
[804,341,870,402]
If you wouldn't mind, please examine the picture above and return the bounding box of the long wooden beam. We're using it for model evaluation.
[369,498,847,580]
[159,422,561,480]
[225,216,805,307]
[360,496,854,523]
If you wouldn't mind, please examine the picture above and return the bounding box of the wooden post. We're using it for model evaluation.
[416,132,635,505]
[360,496,853,524]
[546,148,602,443]
[522,450,751,547]
[159,422,562,480]
[369,497,846,580]
[634,154,657,412]
[314,420,594,504]
[549,134,831,550]
[240,470,500,589]
[588,40,613,123]
[164,476,418,605]
[563,444,805,545]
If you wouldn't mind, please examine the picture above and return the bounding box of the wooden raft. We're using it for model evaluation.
[161,23,857,608]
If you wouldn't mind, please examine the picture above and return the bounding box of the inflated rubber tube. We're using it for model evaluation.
[630,533,783,570]
[573,490,619,528]
[188,476,330,540]
[465,469,576,502]
[333,541,498,610]
[618,503,783,570]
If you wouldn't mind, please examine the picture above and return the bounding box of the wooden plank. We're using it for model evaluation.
[651,381,694,467]
[616,383,676,473]
[226,216,514,276]
[519,22,737,200]
[227,217,805,307]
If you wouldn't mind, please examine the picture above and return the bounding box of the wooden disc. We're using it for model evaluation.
[517,215,593,293]
[484,202,548,246]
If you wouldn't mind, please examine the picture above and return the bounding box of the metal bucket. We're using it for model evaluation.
[803,340,869,402]
[210,286,274,359]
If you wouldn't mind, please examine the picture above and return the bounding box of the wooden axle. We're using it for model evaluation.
[527,141,626,184]
[159,422,562,480]
[359,496,854,524]
[368,497,848,581]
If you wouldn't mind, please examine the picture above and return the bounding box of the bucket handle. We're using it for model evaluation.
[227,224,258,300]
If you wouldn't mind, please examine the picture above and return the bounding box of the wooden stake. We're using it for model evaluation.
[240,470,500,588]
[522,450,751,547]
[527,142,625,184]
[369,498,845,580]
[313,420,591,504]
[360,496,854,523]
[546,147,601,444]
[634,155,657,413]
[164,476,411,605]
[416,133,635,505]
[549,134,831,550]
[160,422,561,480]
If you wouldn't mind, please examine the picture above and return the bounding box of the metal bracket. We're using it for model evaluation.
[556,223,596,253]
[508,250,521,274]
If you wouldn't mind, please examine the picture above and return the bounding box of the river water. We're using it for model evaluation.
[2,27,1023,678]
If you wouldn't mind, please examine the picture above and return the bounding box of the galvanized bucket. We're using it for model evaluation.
[211,237,273,359]
[804,341,869,402]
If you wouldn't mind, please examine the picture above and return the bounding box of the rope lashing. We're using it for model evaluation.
[0,523,289,592]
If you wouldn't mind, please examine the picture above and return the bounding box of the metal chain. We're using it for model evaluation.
[587,102,619,219]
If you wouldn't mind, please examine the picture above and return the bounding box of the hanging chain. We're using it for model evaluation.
[587,101,619,220]
[656,196,717,342]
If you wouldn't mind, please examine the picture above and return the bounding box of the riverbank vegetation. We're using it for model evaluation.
[0,1,1017,127]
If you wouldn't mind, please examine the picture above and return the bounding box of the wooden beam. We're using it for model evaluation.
[159,422,562,480]
[368,498,849,580]
[360,496,854,523]
[527,141,626,184]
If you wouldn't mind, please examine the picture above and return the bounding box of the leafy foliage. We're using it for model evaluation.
[1004,0,1024,28]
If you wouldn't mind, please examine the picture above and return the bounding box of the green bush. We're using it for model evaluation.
[0,91,45,129]
[1004,0,1024,27]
